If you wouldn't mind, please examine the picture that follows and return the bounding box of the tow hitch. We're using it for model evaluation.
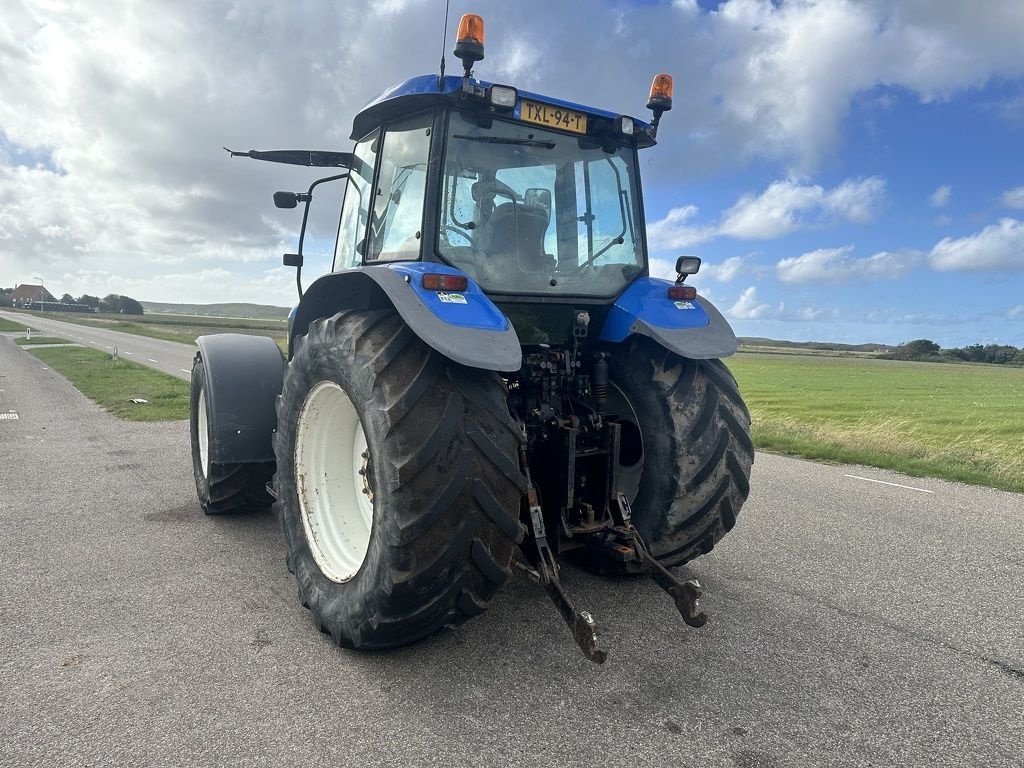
[519,441,707,663]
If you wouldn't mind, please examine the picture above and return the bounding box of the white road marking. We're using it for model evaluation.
[844,474,934,494]
[123,351,133,356]
[180,368,191,375]
[104,345,112,349]
[146,358,158,363]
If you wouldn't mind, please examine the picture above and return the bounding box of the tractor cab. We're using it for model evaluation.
[337,72,658,302]
[236,12,675,307]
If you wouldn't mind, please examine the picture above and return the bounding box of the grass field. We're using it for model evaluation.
[15,336,72,346]
[10,307,1022,492]
[27,346,189,421]
[727,353,1024,493]
[13,309,288,347]
[0,318,28,332]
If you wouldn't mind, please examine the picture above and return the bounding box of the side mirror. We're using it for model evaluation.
[675,256,701,279]
[274,191,299,209]
[524,188,552,214]
[283,253,303,267]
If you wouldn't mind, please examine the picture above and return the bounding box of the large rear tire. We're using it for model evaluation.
[189,355,274,515]
[274,310,525,649]
[606,337,753,566]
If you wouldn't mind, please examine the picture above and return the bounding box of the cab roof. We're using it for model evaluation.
[350,74,657,149]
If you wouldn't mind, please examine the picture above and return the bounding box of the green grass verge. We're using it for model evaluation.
[0,318,28,331]
[28,346,189,421]
[28,310,287,348]
[15,336,71,346]
[727,353,1024,493]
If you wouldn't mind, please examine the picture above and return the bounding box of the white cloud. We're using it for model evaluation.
[52,267,299,306]
[1008,305,1024,319]
[777,246,856,283]
[646,205,712,250]
[700,255,749,283]
[728,286,773,320]
[648,176,886,253]
[929,185,952,207]
[929,218,1024,271]
[1,1,1024,302]
[673,0,700,14]
[792,305,829,321]
[717,177,885,239]
[1002,186,1024,209]
[702,0,1024,170]
[776,245,923,283]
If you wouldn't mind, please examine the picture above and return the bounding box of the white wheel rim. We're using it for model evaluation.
[198,388,210,479]
[294,381,373,583]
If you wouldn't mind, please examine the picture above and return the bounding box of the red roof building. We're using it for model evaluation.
[10,283,57,304]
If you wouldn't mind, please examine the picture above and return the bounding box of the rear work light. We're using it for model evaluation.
[489,85,518,110]
[618,116,634,136]
[667,285,696,300]
[422,273,469,291]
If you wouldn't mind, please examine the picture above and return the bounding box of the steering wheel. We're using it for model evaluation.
[443,224,475,248]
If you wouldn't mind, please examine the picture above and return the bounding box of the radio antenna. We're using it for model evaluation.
[438,0,450,89]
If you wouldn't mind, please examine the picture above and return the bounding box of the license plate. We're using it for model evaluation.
[520,100,588,134]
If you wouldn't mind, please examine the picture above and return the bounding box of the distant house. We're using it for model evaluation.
[11,283,56,305]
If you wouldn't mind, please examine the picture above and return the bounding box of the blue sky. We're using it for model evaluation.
[644,76,1024,346]
[1,0,1022,347]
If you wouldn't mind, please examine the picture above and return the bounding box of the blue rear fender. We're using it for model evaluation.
[599,277,737,359]
[290,263,522,372]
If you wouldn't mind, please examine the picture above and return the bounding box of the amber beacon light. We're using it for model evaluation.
[648,74,674,111]
[646,73,673,134]
[454,14,485,77]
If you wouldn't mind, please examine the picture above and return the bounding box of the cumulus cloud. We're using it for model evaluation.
[2,0,1024,302]
[700,255,749,283]
[683,0,1024,174]
[646,205,712,251]
[728,287,773,320]
[929,218,1024,271]
[648,176,886,253]
[776,245,923,283]
[929,185,952,207]
[718,177,885,239]
[1002,186,1024,208]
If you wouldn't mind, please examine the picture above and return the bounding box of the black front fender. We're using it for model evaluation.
[195,334,284,464]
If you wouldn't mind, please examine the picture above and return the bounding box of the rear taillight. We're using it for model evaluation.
[667,285,696,300]
[422,274,469,291]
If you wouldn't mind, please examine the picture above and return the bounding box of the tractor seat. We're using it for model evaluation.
[475,202,551,270]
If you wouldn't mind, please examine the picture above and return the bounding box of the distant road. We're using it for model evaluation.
[0,310,195,380]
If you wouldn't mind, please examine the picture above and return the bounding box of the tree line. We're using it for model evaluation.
[884,339,1024,366]
[0,289,144,315]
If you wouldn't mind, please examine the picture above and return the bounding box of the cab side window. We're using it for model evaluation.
[334,131,378,270]
[365,113,433,262]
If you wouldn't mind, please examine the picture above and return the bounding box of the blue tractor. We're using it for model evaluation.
[190,14,753,662]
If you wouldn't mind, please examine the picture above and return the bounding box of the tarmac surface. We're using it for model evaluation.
[1,331,1022,767]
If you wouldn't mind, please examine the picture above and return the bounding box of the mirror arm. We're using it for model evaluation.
[291,173,349,301]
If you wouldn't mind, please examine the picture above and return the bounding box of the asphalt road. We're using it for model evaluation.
[0,309,196,380]
[1,334,1021,768]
